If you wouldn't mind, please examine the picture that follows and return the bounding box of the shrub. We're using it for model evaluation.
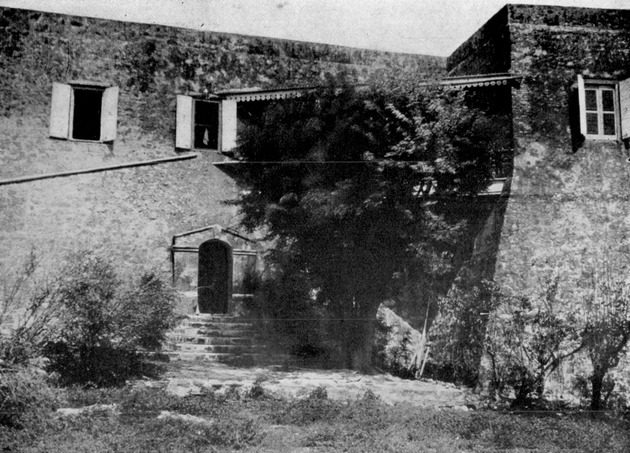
[484,277,580,406]
[41,252,179,386]
[248,376,267,399]
[0,366,60,429]
[0,252,60,366]
[428,283,497,386]
[276,386,340,425]
[573,369,630,412]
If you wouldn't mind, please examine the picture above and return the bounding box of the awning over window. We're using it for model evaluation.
[440,73,522,89]
[216,85,319,102]
[212,73,521,102]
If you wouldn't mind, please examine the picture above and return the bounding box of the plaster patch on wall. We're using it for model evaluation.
[515,141,547,168]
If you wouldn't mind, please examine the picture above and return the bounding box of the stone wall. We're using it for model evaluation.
[448,4,630,393]
[0,7,440,289]
[447,6,511,76]
[446,3,630,301]
[501,4,630,293]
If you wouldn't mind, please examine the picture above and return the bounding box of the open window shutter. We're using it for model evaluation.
[221,99,237,152]
[577,75,587,135]
[176,95,193,149]
[618,77,630,139]
[49,82,71,139]
[100,86,119,142]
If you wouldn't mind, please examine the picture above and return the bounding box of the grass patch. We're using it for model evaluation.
[2,384,629,452]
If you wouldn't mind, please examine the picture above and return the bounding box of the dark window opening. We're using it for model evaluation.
[194,100,219,149]
[72,88,103,141]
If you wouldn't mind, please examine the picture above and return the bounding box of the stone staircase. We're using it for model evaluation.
[165,314,288,365]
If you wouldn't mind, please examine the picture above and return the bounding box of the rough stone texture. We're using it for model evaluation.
[152,362,472,409]
[0,7,440,288]
[500,5,630,295]
[448,4,630,390]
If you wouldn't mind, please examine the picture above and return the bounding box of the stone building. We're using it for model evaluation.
[0,6,439,317]
[450,4,630,295]
[3,4,630,376]
[448,4,630,393]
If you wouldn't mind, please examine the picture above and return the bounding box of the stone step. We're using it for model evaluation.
[187,315,258,323]
[166,351,234,362]
[166,351,292,365]
[169,327,258,338]
[172,321,256,330]
[171,343,267,354]
[167,335,255,346]
[183,320,255,328]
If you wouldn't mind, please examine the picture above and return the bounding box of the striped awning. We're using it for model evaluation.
[440,73,522,89]
[216,85,319,102]
[213,73,521,102]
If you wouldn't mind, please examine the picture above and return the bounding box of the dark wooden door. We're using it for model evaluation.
[197,240,232,314]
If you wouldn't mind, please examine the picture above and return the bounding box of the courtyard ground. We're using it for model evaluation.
[2,360,629,452]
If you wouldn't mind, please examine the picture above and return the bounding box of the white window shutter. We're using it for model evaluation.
[100,86,119,142]
[176,95,193,149]
[618,77,630,139]
[49,82,71,139]
[221,99,237,152]
[577,75,587,135]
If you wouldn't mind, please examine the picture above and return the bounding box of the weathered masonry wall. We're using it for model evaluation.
[447,4,630,295]
[447,6,511,77]
[444,7,515,294]
[443,2,630,392]
[0,7,441,292]
[498,5,630,295]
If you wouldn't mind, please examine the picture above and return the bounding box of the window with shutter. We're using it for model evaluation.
[577,75,619,141]
[618,77,630,140]
[49,82,118,142]
[176,96,238,153]
[194,100,220,150]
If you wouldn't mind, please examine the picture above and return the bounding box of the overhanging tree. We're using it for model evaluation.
[233,78,508,371]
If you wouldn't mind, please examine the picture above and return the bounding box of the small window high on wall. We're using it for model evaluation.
[49,82,119,142]
[194,100,219,149]
[73,87,103,140]
[577,75,630,141]
[176,95,237,152]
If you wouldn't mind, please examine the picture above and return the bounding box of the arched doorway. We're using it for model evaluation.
[197,239,232,314]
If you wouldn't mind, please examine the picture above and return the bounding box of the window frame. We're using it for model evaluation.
[175,95,237,153]
[70,86,104,142]
[192,98,221,150]
[49,81,119,143]
[578,76,620,141]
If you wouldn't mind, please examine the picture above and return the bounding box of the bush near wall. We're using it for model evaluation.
[0,251,179,387]
[42,252,180,386]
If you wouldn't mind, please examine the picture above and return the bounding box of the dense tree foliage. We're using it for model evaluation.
[233,78,509,370]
